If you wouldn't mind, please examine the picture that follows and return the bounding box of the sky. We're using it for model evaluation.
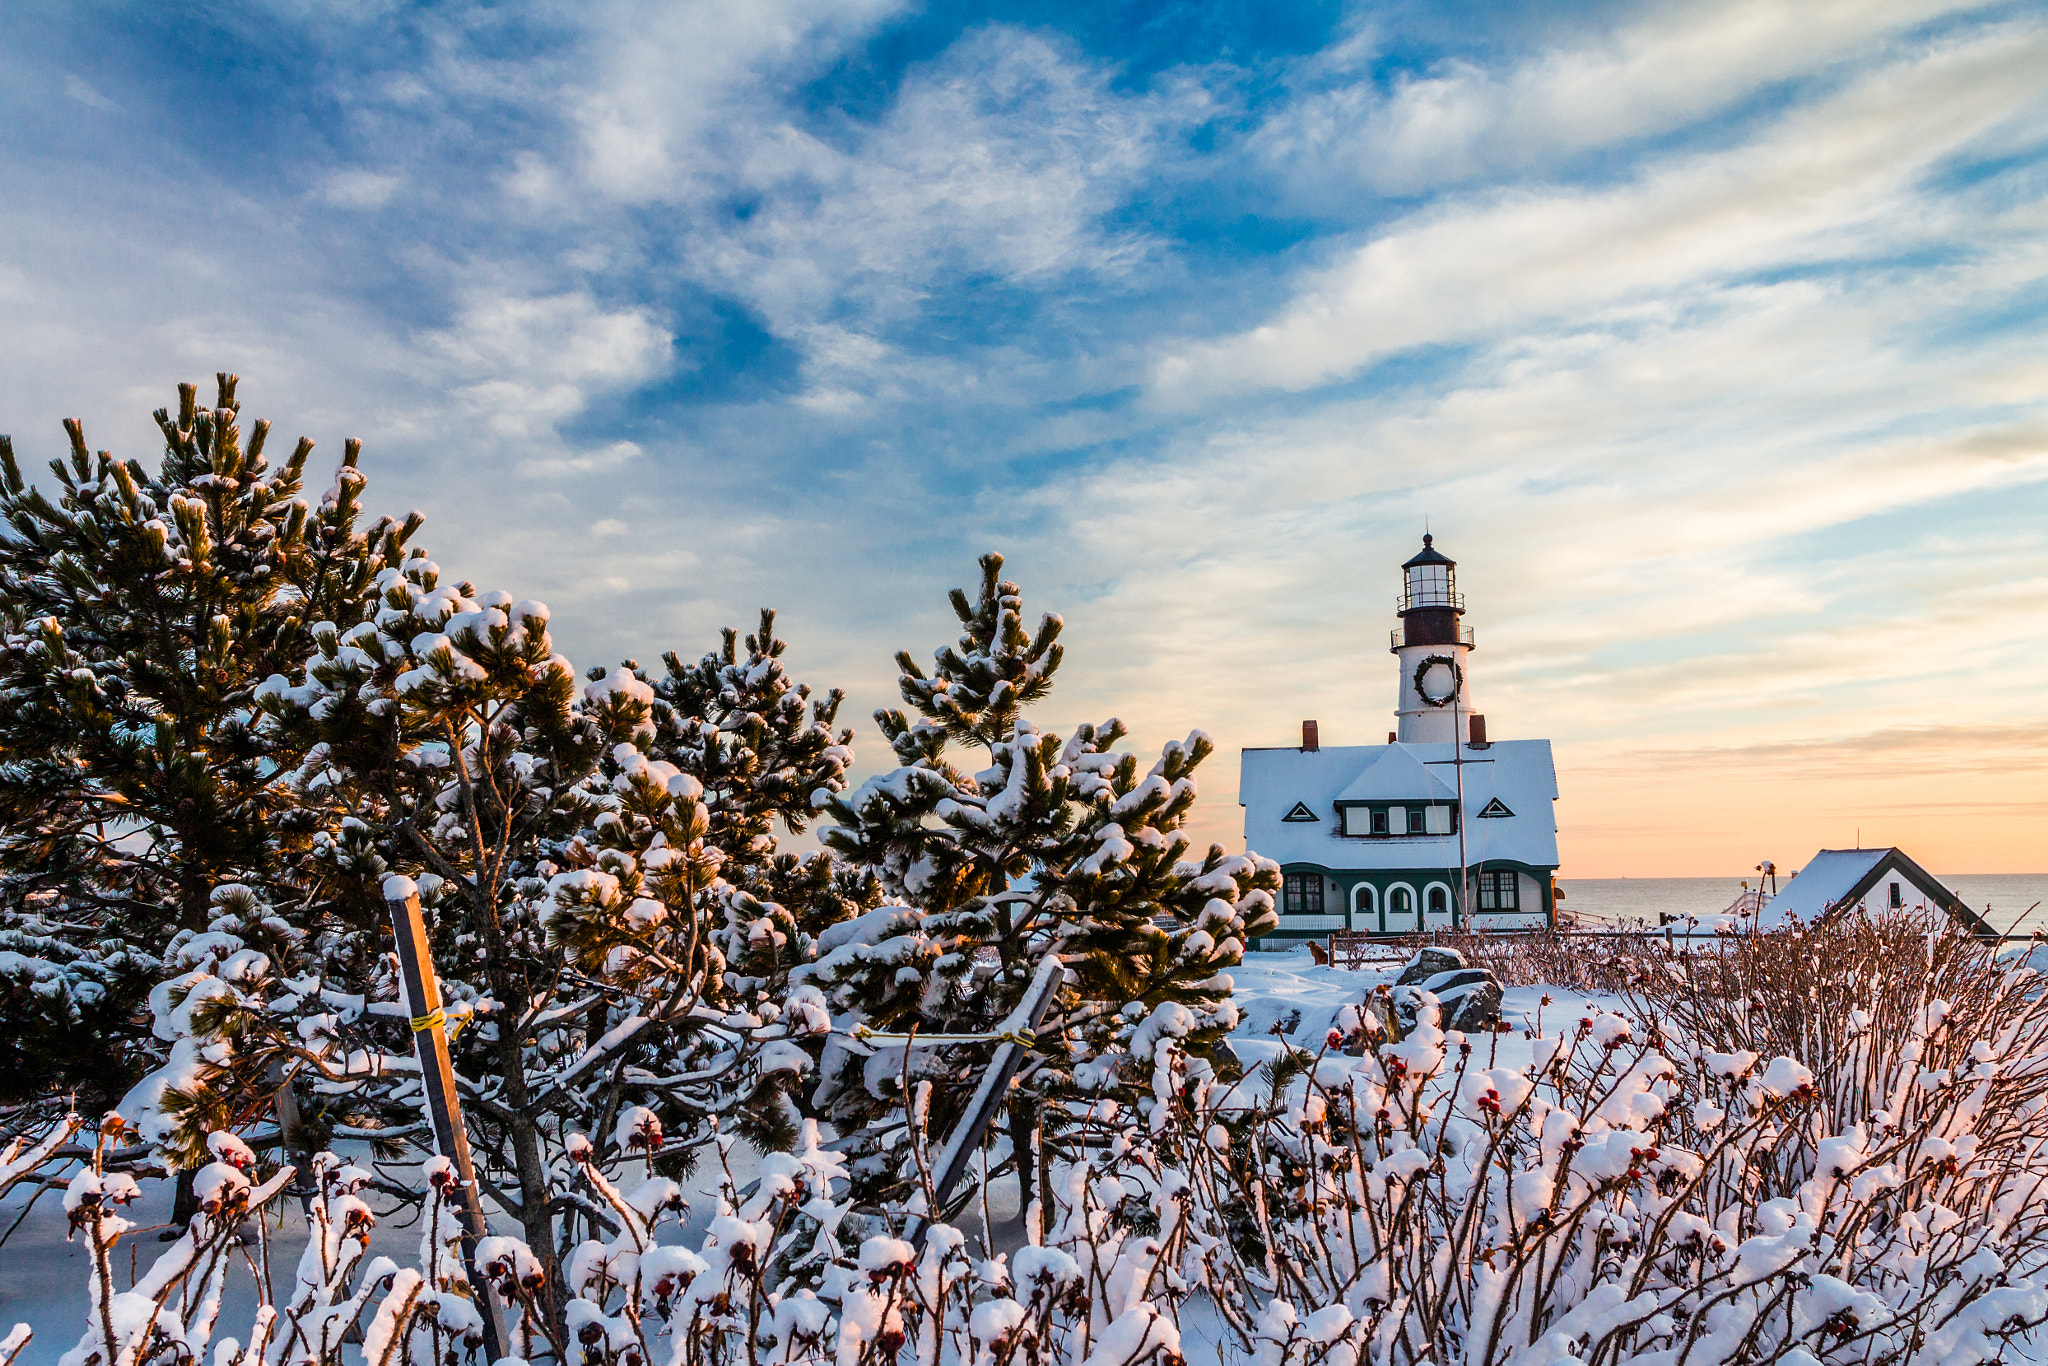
[1,0,2044,878]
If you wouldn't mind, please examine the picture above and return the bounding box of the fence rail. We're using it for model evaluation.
[1302,925,2039,978]
[1301,924,2045,957]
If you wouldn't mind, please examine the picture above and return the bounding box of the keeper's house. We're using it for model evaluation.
[1240,536,1560,943]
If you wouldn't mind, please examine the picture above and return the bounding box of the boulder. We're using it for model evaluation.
[1395,946,1469,985]
[1391,966,1503,1033]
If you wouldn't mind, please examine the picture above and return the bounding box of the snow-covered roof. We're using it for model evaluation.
[1757,847,1993,936]
[1240,739,1559,871]
[1333,746,1458,804]
[1756,849,1886,925]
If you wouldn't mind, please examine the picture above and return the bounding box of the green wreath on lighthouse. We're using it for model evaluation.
[1413,654,1463,708]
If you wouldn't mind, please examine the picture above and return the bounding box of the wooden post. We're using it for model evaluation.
[384,877,506,1360]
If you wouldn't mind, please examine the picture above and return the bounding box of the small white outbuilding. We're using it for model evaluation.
[1757,847,1995,938]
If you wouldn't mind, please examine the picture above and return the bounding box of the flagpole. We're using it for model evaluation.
[1453,670,1469,924]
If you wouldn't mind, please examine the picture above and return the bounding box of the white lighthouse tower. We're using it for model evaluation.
[1392,534,1475,744]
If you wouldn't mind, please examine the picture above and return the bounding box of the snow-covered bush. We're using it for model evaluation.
[8,1109,1195,1366]
[1420,928,1672,998]
[1624,913,2048,1138]
[10,1118,492,1366]
[1047,926,2048,1366]
[457,1112,1188,1366]
[208,564,864,1302]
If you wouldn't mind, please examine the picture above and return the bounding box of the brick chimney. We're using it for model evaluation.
[1468,714,1488,746]
[1300,720,1319,752]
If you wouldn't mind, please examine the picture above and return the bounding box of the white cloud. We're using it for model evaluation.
[63,73,119,112]
[315,168,404,209]
[1160,20,2048,400]
[420,291,672,442]
[517,440,646,478]
[520,18,1186,406]
[501,152,560,207]
[1251,0,2009,198]
[565,0,907,204]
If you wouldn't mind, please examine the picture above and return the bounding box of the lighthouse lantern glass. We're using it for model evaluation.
[1405,562,1455,609]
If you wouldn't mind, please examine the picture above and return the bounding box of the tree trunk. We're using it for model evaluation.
[1007,1096,1036,1210]
[469,873,562,1325]
[167,1166,198,1236]
[497,1024,560,1320]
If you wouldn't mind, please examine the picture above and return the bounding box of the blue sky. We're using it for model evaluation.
[3,0,2046,874]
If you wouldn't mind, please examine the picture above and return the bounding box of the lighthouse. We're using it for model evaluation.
[1393,534,1475,744]
[1237,534,1560,940]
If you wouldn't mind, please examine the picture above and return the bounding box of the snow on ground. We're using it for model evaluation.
[1225,943,1615,1072]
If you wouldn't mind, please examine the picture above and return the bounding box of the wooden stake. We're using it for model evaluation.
[385,878,506,1359]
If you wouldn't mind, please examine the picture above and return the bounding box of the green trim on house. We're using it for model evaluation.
[1260,859,1557,943]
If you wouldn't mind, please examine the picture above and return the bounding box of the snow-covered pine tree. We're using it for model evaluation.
[158,575,864,1323]
[815,553,1278,1206]
[629,610,880,1019]
[0,375,416,1115]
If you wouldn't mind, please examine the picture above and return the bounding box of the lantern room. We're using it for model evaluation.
[1396,535,1470,649]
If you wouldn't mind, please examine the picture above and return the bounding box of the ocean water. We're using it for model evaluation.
[1561,874,2048,937]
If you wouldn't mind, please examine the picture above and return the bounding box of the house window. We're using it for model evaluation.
[1387,805,1406,834]
[1427,885,1449,916]
[1477,871,1520,912]
[1342,806,1372,836]
[1283,873,1325,915]
[1888,881,1903,909]
[1407,808,1426,834]
[1425,804,1452,835]
[1372,809,1389,834]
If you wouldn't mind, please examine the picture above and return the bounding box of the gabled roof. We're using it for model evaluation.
[1240,739,1559,872]
[1332,745,1458,804]
[1758,847,1995,938]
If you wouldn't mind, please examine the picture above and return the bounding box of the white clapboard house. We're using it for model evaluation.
[1240,536,1560,943]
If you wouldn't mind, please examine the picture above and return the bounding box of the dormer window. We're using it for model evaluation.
[1335,802,1456,837]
